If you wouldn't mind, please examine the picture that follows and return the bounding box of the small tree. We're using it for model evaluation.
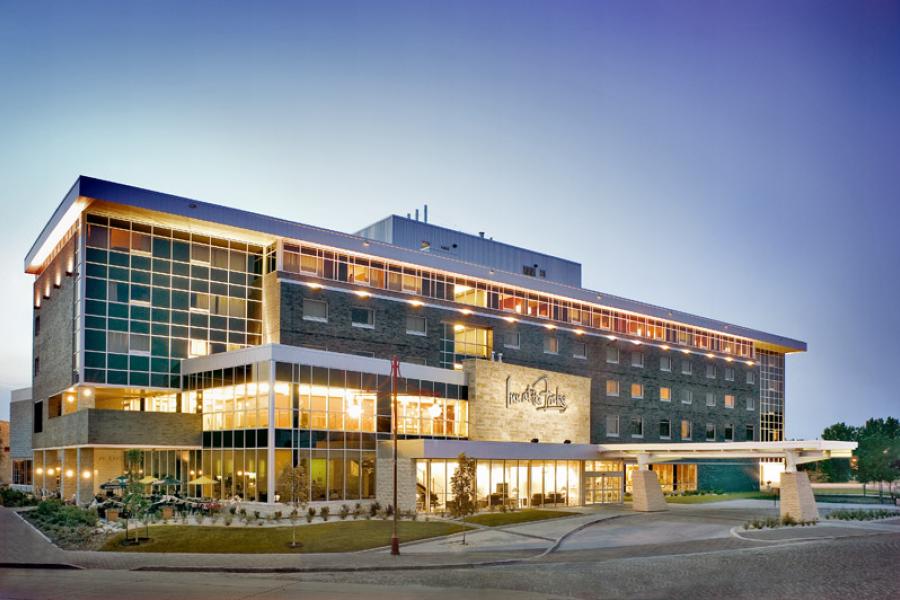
[122,483,150,543]
[276,464,309,548]
[450,453,477,518]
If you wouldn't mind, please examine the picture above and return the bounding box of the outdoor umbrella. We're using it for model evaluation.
[187,475,216,485]
[138,475,158,485]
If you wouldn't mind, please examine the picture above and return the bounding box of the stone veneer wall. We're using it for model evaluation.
[33,410,201,449]
[9,398,33,459]
[375,456,417,512]
[464,359,590,443]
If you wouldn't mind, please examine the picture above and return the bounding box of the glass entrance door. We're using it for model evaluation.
[584,474,623,504]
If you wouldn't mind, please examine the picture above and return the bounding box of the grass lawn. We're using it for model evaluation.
[101,520,471,553]
[812,487,868,495]
[664,491,776,504]
[463,509,580,527]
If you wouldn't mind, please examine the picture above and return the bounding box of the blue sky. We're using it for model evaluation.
[0,1,898,438]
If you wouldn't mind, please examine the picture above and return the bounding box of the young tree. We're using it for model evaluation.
[450,453,477,518]
[819,422,857,482]
[121,449,147,542]
[277,464,309,548]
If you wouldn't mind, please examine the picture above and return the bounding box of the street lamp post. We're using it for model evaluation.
[390,356,400,556]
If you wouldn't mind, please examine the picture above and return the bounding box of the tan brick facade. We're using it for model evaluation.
[375,456,417,513]
[464,359,590,444]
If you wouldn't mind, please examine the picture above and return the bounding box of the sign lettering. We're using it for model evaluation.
[505,375,568,413]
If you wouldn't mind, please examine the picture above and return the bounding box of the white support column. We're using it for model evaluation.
[266,360,276,504]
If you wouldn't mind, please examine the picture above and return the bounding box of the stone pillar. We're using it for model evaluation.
[632,469,668,512]
[76,448,95,505]
[376,457,417,513]
[779,470,818,521]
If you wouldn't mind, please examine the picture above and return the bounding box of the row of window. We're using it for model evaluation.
[606,415,754,441]
[603,347,754,383]
[280,240,755,358]
[605,380,755,410]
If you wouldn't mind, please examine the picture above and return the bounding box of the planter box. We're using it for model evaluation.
[106,509,119,522]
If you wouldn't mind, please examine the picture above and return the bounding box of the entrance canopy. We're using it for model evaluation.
[382,439,856,471]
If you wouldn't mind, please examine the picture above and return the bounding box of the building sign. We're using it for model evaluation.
[505,374,568,413]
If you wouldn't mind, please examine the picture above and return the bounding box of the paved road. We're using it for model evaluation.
[303,532,900,600]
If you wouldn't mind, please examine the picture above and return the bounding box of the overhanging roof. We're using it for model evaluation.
[25,176,806,352]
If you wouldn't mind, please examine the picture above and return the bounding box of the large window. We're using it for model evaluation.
[724,394,735,409]
[706,423,716,441]
[659,419,671,439]
[441,324,492,368]
[503,331,520,349]
[681,419,692,440]
[606,379,620,397]
[630,417,643,438]
[660,355,672,372]
[543,336,559,355]
[631,351,644,368]
[681,389,693,404]
[630,383,644,399]
[724,424,734,441]
[660,386,671,402]
[606,415,619,437]
[406,315,427,336]
[606,346,619,364]
[12,459,33,485]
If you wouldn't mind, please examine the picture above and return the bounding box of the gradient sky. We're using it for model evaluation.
[1,1,898,438]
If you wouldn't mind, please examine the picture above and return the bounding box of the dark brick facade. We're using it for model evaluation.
[275,277,761,449]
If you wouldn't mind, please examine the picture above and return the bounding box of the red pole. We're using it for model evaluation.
[390,356,400,556]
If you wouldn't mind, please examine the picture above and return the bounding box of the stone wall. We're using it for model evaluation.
[33,410,202,449]
[9,397,33,458]
[375,456,417,512]
[464,359,590,443]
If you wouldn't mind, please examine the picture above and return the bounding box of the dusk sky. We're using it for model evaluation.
[0,1,898,439]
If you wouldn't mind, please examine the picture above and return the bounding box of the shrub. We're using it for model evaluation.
[370,501,381,517]
[339,504,350,520]
[384,504,394,519]
[224,515,233,526]
[253,510,261,521]
[306,506,316,523]
[273,511,283,522]
[0,487,38,507]
[193,512,205,525]
[320,506,330,521]
[229,505,237,515]
[353,503,362,520]
[827,508,898,521]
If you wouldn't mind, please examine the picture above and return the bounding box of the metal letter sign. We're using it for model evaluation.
[505,374,568,413]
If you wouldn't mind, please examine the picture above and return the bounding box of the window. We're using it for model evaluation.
[606,346,619,364]
[351,307,375,328]
[682,360,692,375]
[681,419,692,440]
[706,392,715,407]
[503,331,520,349]
[573,341,587,359]
[631,351,644,368]
[606,415,620,437]
[659,419,671,439]
[660,386,671,402]
[34,316,40,337]
[746,371,756,385]
[660,355,672,372]
[108,331,129,354]
[33,357,39,377]
[724,394,735,409]
[746,396,755,411]
[33,401,43,433]
[706,423,716,441]
[706,364,716,379]
[405,315,427,336]
[630,416,644,438]
[725,367,735,381]
[631,383,644,399]
[130,334,150,354]
[746,424,755,441]
[606,379,620,397]
[724,424,734,441]
[543,336,558,354]
[681,389,693,404]
[303,298,328,322]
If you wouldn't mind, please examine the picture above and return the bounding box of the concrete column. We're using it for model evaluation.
[779,470,819,522]
[266,360,276,504]
[76,448,95,505]
[631,469,668,512]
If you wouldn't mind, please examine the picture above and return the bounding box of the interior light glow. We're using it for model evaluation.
[428,403,442,418]
[453,324,465,332]
[453,363,463,370]
[36,467,44,475]
[347,403,362,419]
[82,470,92,480]
[65,469,74,478]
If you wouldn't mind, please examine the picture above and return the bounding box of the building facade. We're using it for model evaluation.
[14,177,804,508]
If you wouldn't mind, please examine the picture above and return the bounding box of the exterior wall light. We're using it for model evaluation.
[453,324,465,332]
[347,403,362,419]
[82,470,92,479]
[306,282,322,289]
[459,308,472,315]
[504,316,517,323]
[65,469,74,478]
[354,290,370,298]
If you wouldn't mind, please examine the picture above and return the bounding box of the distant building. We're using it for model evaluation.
[0,419,10,485]
[13,176,804,508]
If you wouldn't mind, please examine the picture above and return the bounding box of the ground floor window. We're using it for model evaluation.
[12,459,33,485]
[624,463,698,494]
[416,459,595,512]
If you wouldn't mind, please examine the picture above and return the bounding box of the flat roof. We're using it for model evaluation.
[26,176,806,352]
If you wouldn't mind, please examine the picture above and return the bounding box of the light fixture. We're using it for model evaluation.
[606,335,616,341]
[82,470,92,480]
[681,349,690,354]
[354,290,370,298]
[65,469,74,478]
[459,308,472,315]
[504,316,517,323]
[574,329,584,336]
[745,361,754,367]
[65,395,75,403]
[347,403,362,419]
[190,470,196,476]
[660,345,669,351]
[725,357,733,362]
[453,363,463,370]
[409,299,423,307]
[544,324,555,330]
[36,467,44,475]
[453,324,465,332]
[237,470,243,477]
[706,353,714,359]
[428,403,442,418]
[631,340,641,346]
[82,388,93,398]
[306,282,323,290]
[46,468,54,476]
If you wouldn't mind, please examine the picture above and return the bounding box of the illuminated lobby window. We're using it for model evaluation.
[441,324,492,368]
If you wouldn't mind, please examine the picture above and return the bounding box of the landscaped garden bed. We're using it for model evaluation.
[101,519,471,553]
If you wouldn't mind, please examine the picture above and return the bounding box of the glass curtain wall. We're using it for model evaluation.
[417,459,584,512]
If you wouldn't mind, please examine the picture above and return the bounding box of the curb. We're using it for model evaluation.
[536,513,633,558]
[0,562,83,570]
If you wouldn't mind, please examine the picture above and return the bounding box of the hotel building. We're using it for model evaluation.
[11,176,841,515]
